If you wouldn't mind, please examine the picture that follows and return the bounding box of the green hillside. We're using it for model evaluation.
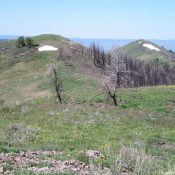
[120,39,175,63]
[1,35,175,174]
[0,34,99,106]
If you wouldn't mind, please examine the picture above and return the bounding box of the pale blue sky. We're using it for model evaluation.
[1,0,175,39]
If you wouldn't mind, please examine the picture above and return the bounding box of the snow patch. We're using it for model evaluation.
[142,44,160,51]
[38,45,58,52]
[138,41,142,44]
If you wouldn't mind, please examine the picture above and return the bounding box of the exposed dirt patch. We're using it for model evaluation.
[21,83,51,101]
[30,90,51,99]
[15,48,37,58]
[3,83,51,106]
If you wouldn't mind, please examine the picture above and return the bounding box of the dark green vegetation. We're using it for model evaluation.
[1,35,175,174]
[16,36,39,48]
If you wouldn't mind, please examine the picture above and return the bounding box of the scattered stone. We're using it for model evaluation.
[0,150,111,174]
[38,167,49,172]
[85,150,103,159]
[63,108,69,113]
[48,111,56,116]
[21,105,30,114]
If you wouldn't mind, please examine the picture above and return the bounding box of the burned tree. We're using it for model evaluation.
[58,47,64,60]
[81,43,84,59]
[88,43,175,105]
[103,49,129,106]
[51,66,63,104]
[90,43,110,71]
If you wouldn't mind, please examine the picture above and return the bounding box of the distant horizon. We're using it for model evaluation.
[1,34,175,41]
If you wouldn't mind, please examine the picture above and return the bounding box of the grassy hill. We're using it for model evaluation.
[120,39,175,63]
[0,35,175,174]
[0,34,99,106]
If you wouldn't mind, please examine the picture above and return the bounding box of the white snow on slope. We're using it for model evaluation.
[142,44,160,51]
[38,45,58,52]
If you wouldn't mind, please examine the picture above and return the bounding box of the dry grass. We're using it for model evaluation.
[4,123,40,146]
[113,147,166,174]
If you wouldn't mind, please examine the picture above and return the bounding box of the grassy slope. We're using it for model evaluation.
[120,39,175,64]
[0,34,97,106]
[1,35,175,174]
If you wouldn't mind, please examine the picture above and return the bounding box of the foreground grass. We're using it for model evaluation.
[1,85,175,174]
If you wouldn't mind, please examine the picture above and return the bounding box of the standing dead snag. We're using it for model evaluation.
[103,48,129,106]
[51,66,63,104]
[90,43,110,71]
[58,47,64,60]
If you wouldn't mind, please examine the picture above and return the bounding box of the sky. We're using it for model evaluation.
[0,0,175,39]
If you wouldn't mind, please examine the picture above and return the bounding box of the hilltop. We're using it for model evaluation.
[0,34,99,106]
[120,39,175,63]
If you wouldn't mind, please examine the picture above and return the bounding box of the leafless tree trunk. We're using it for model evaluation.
[58,47,64,60]
[90,43,108,71]
[106,85,118,106]
[51,66,63,104]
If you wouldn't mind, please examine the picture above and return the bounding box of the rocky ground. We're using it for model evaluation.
[0,150,113,175]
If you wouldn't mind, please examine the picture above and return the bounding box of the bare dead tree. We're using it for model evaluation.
[58,47,64,60]
[90,43,109,71]
[51,66,63,104]
[103,48,129,106]
[81,43,84,59]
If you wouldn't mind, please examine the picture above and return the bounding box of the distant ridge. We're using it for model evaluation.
[120,39,175,62]
[0,35,19,40]
[71,38,175,51]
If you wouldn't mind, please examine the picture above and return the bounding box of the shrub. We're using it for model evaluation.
[94,95,104,103]
[25,37,39,48]
[113,147,165,174]
[4,123,40,146]
[16,36,39,48]
[16,36,26,48]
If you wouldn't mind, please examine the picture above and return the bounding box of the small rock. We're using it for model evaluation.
[86,150,103,159]
[63,108,69,113]
[38,167,49,172]
[21,106,30,114]
[48,111,56,116]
